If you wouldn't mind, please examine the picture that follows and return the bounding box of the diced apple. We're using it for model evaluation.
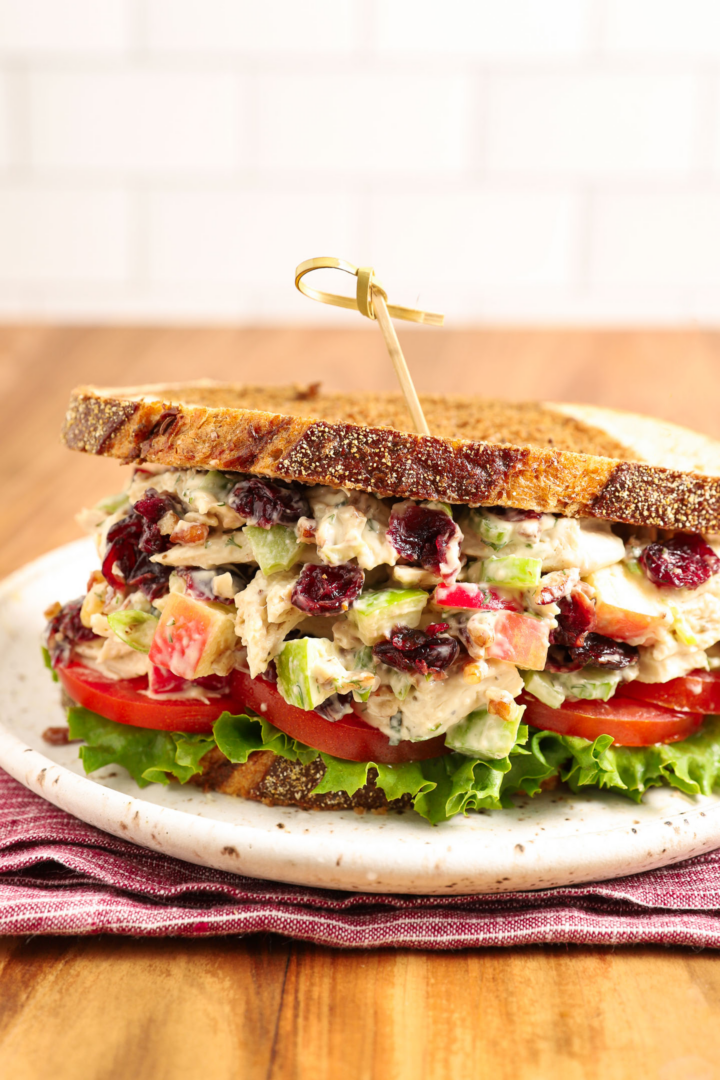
[485,611,550,671]
[148,592,236,680]
[585,563,668,645]
[434,582,521,612]
[435,583,491,610]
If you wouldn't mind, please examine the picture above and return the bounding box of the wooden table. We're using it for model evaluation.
[1,326,719,1080]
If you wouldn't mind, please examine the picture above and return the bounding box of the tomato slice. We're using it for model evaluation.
[227,669,449,764]
[55,663,448,764]
[57,663,232,734]
[520,691,704,746]
[617,669,720,715]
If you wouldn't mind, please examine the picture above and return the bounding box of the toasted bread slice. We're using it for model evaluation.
[62,382,720,532]
[188,746,411,812]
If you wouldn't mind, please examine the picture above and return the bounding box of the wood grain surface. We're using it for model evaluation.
[1,325,720,1080]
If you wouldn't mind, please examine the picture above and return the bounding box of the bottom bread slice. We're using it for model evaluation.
[187,747,413,813]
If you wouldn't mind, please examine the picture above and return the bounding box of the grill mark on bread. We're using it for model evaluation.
[591,462,720,531]
[276,421,530,504]
[61,385,720,532]
[62,395,138,455]
[222,415,295,471]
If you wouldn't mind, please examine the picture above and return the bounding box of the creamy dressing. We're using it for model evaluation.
[360,661,523,742]
[151,530,254,568]
[234,570,304,678]
[67,465,720,746]
[308,488,397,571]
[507,518,625,574]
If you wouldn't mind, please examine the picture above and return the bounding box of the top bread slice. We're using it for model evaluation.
[61,382,720,533]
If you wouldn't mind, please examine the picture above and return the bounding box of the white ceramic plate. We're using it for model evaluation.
[1,538,720,895]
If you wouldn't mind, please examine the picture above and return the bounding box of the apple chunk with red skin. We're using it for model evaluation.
[484,611,550,670]
[149,592,236,680]
[585,564,667,645]
[434,582,521,612]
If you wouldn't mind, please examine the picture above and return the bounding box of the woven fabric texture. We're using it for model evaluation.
[1,769,719,949]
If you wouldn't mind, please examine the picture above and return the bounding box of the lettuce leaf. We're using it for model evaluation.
[42,646,58,682]
[67,707,216,787]
[214,712,319,766]
[66,705,720,824]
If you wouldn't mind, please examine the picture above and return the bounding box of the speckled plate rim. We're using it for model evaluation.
[1,538,720,896]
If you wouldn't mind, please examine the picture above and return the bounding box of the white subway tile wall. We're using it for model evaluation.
[0,0,719,322]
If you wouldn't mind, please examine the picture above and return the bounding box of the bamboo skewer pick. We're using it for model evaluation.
[294,257,444,437]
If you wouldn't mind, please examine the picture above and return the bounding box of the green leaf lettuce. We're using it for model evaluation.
[66,706,720,825]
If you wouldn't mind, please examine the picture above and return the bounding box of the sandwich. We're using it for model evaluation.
[43,382,720,824]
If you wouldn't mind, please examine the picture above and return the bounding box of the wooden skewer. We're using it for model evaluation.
[294,257,442,438]
[371,287,431,437]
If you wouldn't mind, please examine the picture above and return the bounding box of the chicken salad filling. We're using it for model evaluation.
[44,466,720,764]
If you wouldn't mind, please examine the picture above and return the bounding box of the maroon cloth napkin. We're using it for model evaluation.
[2,768,720,949]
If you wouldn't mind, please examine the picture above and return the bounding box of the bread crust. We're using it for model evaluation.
[188,746,412,812]
[61,384,720,532]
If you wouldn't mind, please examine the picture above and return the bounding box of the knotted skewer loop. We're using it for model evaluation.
[295,257,443,436]
[294,257,444,326]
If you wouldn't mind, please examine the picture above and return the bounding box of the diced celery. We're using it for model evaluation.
[555,667,622,703]
[96,492,130,515]
[107,610,159,654]
[669,604,698,648]
[349,588,428,646]
[276,638,331,710]
[244,525,303,576]
[353,645,374,670]
[387,669,413,701]
[41,645,59,682]
[276,637,373,710]
[445,704,525,760]
[351,646,375,701]
[482,555,542,588]
[468,509,513,551]
[524,671,565,709]
[424,500,453,518]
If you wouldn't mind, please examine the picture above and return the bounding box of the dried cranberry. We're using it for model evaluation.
[291,563,364,616]
[544,646,583,673]
[373,626,459,679]
[125,555,173,601]
[134,489,183,555]
[484,506,542,521]
[102,490,179,597]
[228,477,310,529]
[387,504,460,575]
[639,534,720,590]
[571,633,638,669]
[102,513,144,588]
[46,597,98,666]
[315,691,354,722]
[550,589,596,648]
[546,633,638,673]
[425,622,450,636]
[134,489,183,525]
